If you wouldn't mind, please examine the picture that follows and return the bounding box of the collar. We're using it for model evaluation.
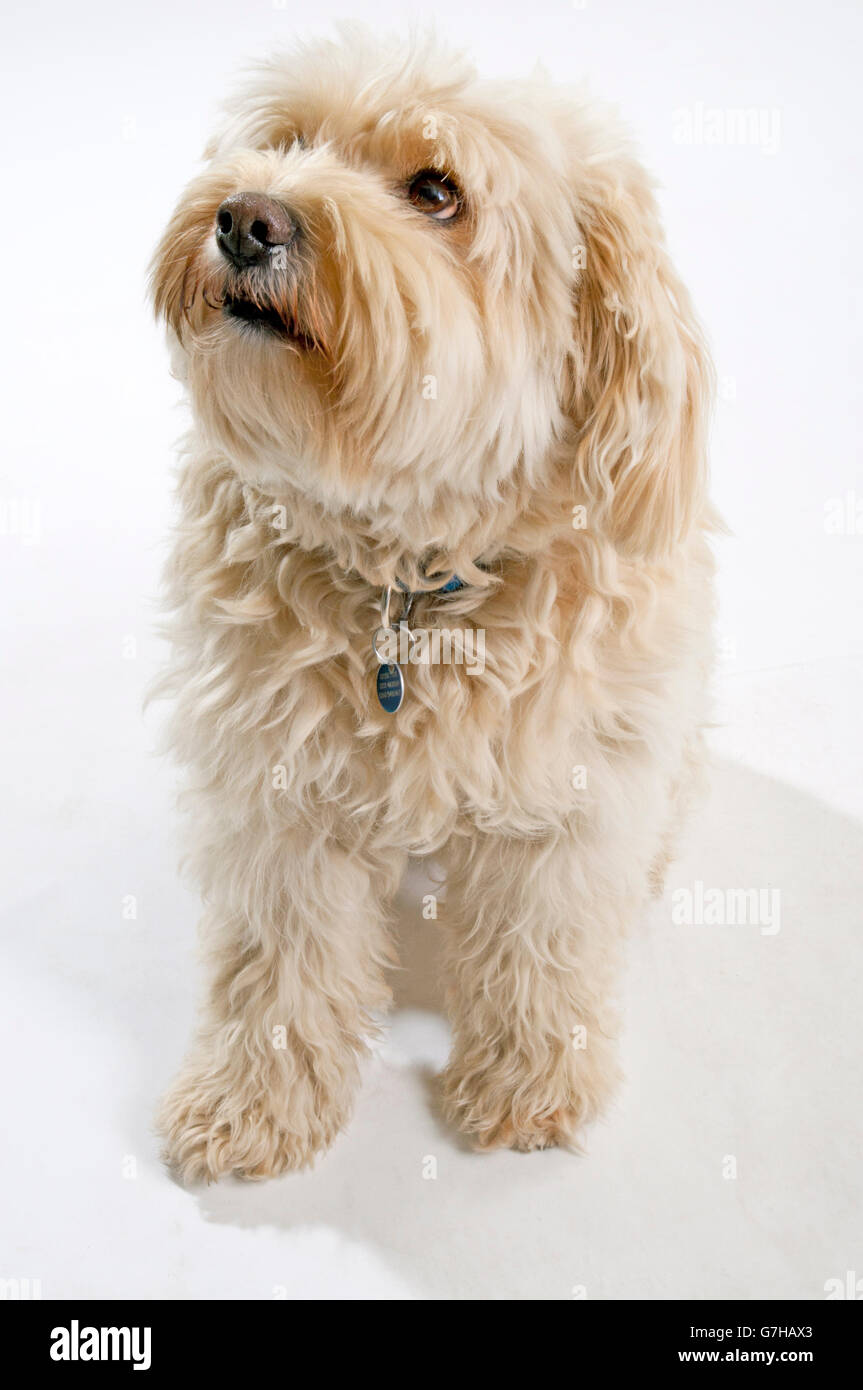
[377,570,471,647]
[395,575,466,597]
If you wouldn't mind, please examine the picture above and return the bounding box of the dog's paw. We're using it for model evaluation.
[157,1067,344,1183]
[469,1107,586,1153]
[440,1045,619,1154]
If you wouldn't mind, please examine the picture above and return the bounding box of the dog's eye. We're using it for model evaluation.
[407,171,460,221]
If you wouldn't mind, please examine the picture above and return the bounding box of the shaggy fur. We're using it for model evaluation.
[151,30,715,1181]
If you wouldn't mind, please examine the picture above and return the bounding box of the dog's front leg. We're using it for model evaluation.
[159,833,398,1182]
[440,830,633,1151]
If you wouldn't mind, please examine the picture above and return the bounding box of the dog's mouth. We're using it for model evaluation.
[223,294,312,348]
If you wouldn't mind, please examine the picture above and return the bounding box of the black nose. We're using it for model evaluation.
[215,193,298,267]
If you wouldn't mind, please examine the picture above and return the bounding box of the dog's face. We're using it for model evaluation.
[153,33,709,559]
[152,36,576,514]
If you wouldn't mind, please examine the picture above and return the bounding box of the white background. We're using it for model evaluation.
[1,0,861,1299]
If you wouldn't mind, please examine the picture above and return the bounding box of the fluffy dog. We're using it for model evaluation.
[151,30,715,1181]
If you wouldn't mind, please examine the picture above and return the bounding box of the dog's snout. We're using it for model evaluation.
[215,193,298,267]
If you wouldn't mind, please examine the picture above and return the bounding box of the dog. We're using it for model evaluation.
[151,29,715,1181]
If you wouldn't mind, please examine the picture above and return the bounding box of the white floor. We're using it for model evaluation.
[2,0,862,1302]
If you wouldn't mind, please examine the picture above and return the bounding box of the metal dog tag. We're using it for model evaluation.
[376,662,404,713]
[373,586,409,713]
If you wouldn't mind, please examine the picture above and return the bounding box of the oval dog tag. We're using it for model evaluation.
[376,662,404,713]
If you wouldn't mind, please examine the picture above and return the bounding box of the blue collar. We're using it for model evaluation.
[395,575,466,597]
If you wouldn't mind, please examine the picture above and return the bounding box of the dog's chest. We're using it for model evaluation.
[270,620,587,852]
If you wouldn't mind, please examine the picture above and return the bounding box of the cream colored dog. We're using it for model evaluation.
[151,30,715,1181]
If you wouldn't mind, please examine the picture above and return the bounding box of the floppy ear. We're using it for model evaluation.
[565,149,713,562]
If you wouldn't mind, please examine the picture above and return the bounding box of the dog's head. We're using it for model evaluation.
[152,31,710,565]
